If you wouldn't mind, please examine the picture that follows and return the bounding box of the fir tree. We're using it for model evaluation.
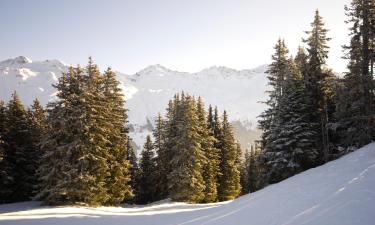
[168,94,205,202]
[258,39,290,153]
[38,59,132,206]
[336,0,375,148]
[197,97,219,203]
[240,148,261,194]
[27,99,47,195]
[0,100,10,202]
[303,10,332,163]
[102,67,133,205]
[153,113,169,200]
[1,92,36,202]
[125,139,138,201]
[217,111,241,201]
[240,149,250,194]
[137,135,156,204]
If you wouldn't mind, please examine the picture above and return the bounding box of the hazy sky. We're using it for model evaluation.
[0,0,351,74]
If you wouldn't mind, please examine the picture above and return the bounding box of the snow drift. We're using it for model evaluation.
[1,143,374,225]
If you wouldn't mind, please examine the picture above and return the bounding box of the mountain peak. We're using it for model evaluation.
[0,56,32,65]
[137,64,175,76]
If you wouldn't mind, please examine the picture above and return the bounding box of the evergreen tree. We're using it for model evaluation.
[267,58,318,182]
[0,92,36,202]
[217,111,241,201]
[246,148,260,193]
[125,139,138,201]
[303,10,332,163]
[27,99,47,195]
[38,59,132,206]
[240,149,251,194]
[0,100,10,202]
[102,67,133,205]
[258,39,289,153]
[240,148,261,194]
[153,113,169,200]
[168,94,205,202]
[336,0,375,147]
[137,135,156,204]
[294,46,309,80]
[197,97,219,203]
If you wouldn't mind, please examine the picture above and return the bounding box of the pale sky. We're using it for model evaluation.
[0,0,351,74]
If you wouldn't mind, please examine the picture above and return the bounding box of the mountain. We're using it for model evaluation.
[0,56,269,150]
[1,142,374,225]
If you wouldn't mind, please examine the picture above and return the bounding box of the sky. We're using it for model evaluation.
[0,0,351,74]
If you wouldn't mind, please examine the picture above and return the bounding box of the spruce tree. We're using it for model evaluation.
[258,39,289,153]
[168,94,205,202]
[125,139,138,202]
[27,99,47,195]
[137,135,156,204]
[240,148,261,194]
[197,97,219,203]
[303,10,332,163]
[268,58,318,182]
[336,0,375,148]
[240,149,250,194]
[153,113,169,200]
[0,100,11,202]
[217,111,241,201]
[1,92,36,202]
[38,59,132,206]
[102,67,133,205]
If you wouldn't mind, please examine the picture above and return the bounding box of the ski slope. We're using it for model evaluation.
[1,143,374,225]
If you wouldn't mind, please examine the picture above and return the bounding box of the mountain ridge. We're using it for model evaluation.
[0,56,268,149]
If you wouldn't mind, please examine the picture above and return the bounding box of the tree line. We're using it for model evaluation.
[0,59,243,205]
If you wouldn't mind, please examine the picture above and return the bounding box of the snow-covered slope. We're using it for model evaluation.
[1,143,375,225]
[0,56,68,105]
[0,56,268,149]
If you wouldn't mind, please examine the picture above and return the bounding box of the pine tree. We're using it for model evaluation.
[258,39,290,153]
[295,46,309,80]
[246,148,260,193]
[0,100,10,202]
[303,10,332,163]
[38,59,132,206]
[153,113,169,200]
[102,67,133,205]
[258,39,290,181]
[1,92,36,202]
[168,94,205,202]
[27,99,47,195]
[268,58,318,182]
[125,139,138,202]
[217,111,241,201]
[240,149,250,194]
[240,148,261,194]
[197,97,219,203]
[137,135,156,204]
[336,0,375,148]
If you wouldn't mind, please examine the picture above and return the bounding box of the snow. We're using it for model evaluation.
[1,143,375,225]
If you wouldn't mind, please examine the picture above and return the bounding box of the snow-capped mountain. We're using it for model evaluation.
[0,56,268,150]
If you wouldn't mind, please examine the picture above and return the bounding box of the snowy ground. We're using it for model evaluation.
[1,143,375,225]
